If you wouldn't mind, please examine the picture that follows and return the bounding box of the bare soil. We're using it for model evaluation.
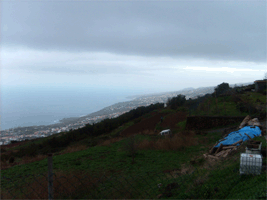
[160,111,187,129]
[120,113,168,136]
[120,111,187,136]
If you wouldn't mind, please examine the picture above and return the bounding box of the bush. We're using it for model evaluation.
[213,82,230,97]
[176,106,188,112]
[176,120,186,130]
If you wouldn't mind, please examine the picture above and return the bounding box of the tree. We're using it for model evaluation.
[166,94,186,109]
[214,82,230,97]
[264,72,267,80]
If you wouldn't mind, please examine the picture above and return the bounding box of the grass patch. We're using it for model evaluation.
[159,109,176,114]
[240,92,266,105]
[190,95,251,116]
[1,130,216,184]
[155,120,165,131]
[176,120,186,130]
[109,122,134,137]
[2,128,266,199]
[252,136,266,148]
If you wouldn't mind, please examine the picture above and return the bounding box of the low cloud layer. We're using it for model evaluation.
[2,1,266,63]
[2,48,266,93]
[1,1,266,93]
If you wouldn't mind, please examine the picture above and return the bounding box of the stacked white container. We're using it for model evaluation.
[240,153,262,175]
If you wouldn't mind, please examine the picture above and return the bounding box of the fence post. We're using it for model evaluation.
[48,153,53,200]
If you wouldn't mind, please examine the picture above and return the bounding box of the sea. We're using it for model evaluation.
[1,86,147,130]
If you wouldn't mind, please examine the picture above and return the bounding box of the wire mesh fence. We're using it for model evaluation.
[1,162,266,199]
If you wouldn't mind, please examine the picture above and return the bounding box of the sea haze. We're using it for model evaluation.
[1,86,143,130]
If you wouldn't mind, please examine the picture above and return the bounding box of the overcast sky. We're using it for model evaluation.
[1,0,266,94]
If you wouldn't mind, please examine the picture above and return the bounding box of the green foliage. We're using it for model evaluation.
[252,136,266,148]
[236,101,258,115]
[160,109,176,114]
[176,120,186,130]
[189,93,255,116]
[214,82,230,96]
[167,94,186,109]
[176,106,188,112]
[246,92,266,104]
[184,93,212,114]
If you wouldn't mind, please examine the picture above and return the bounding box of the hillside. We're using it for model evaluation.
[1,83,266,199]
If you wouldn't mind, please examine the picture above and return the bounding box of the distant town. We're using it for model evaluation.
[0,83,251,145]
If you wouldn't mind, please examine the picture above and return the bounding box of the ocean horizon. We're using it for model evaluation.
[1,86,147,130]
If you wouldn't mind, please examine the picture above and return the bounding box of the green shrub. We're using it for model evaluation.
[176,120,186,130]
[176,106,188,112]
[213,82,230,97]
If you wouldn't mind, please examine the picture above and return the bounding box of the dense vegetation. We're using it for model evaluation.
[213,82,230,97]
[166,94,186,109]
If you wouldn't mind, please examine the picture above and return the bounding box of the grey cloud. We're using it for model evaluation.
[1,1,266,62]
[15,62,151,75]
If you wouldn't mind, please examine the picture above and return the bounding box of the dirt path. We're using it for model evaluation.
[160,111,187,129]
[120,111,187,136]
[120,113,167,136]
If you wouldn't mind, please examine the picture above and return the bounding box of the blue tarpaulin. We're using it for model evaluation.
[215,126,261,148]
